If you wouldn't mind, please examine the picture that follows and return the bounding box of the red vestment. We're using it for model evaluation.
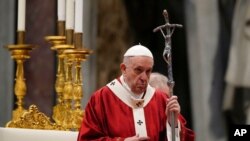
[77,78,195,141]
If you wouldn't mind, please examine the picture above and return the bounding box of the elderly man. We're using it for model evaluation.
[77,45,194,141]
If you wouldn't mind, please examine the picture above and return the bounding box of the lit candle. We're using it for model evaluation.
[57,0,66,21]
[75,0,83,33]
[66,0,74,29]
[17,0,26,31]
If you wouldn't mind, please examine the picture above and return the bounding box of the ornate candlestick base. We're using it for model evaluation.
[5,44,34,123]
[6,105,65,130]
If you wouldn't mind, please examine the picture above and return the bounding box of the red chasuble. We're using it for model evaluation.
[77,78,195,141]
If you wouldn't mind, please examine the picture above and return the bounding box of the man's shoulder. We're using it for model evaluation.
[92,86,113,97]
[87,86,115,105]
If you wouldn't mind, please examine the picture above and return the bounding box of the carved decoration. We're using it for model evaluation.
[6,105,65,130]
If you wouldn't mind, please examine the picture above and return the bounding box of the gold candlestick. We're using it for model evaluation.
[5,31,34,123]
[45,36,68,126]
[51,45,74,126]
[45,36,66,99]
[61,48,75,129]
[72,33,92,129]
[63,48,91,130]
[45,21,75,126]
[60,32,92,130]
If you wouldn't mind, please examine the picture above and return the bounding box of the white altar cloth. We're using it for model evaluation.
[0,127,78,141]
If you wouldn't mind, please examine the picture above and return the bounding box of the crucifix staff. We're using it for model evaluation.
[153,9,182,141]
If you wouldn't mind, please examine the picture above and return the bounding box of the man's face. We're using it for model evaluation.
[121,56,154,94]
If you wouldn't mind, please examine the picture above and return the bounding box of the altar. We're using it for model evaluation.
[0,127,78,141]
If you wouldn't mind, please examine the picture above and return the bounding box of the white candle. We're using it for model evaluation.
[74,0,83,33]
[57,0,66,21]
[66,0,75,29]
[17,0,26,31]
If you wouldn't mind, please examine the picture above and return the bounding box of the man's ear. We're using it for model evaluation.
[120,63,126,74]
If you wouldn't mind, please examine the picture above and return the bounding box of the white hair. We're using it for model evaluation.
[149,72,169,93]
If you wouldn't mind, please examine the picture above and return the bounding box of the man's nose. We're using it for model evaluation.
[140,72,148,81]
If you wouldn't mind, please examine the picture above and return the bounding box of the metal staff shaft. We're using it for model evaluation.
[153,9,182,141]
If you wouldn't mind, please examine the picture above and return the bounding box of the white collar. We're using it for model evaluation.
[107,77,155,108]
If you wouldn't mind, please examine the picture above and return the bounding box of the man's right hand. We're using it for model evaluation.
[124,134,150,141]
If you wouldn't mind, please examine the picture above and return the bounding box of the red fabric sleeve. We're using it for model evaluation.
[179,115,195,141]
